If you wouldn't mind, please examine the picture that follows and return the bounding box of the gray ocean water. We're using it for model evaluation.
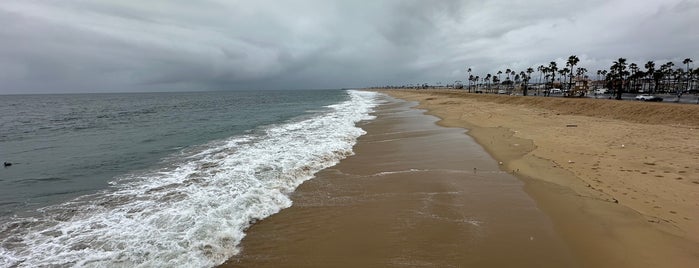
[0,90,346,216]
[0,89,380,267]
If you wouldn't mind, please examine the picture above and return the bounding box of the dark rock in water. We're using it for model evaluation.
[3,162,11,167]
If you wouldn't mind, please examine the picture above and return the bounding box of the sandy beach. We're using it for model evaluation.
[224,95,576,267]
[381,89,699,267]
[222,90,699,267]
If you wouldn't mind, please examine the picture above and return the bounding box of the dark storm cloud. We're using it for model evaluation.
[0,0,697,94]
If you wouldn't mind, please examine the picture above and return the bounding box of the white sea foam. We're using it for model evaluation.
[374,169,426,176]
[0,90,380,267]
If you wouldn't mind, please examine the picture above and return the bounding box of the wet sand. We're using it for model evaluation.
[223,95,576,267]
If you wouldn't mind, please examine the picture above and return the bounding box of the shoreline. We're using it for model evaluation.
[380,89,699,267]
[223,94,577,267]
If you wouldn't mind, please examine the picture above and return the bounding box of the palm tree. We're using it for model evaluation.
[683,58,693,72]
[548,61,558,90]
[467,68,472,92]
[693,68,699,95]
[468,75,475,92]
[594,70,604,97]
[566,55,580,91]
[600,70,608,95]
[505,69,513,91]
[629,63,639,92]
[576,67,587,78]
[496,70,503,91]
[691,68,697,94]
[524,67,534,96]
[559,68,570,93]
[664,62,675,92]
[485,74,492,92]
[659,62,671,92]
[644,61,655,93]
[675,67,684,98]
[539,67,546,94]
[574,67,588,93]
[610,58,629,100]
[683,58,693,93]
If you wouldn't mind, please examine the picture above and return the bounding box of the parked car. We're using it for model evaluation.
[594,88,608,94]
[549,88,562,94]
[497,89,507,94]
[635,94,663,102]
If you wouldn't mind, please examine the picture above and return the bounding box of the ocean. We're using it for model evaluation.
[0,89,380,267]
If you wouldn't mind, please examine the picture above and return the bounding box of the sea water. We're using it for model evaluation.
[0,90,379,267]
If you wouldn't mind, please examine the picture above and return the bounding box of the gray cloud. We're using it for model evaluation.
[0,0,697,94]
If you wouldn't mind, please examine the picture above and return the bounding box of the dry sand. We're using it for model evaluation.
[381,89,699,267]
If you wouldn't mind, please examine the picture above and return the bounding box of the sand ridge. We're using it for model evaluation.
[424,90,699,127]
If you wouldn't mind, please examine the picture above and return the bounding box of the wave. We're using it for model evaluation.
[0,90,380,267]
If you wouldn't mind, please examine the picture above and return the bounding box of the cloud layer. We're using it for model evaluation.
[1,0,697,93]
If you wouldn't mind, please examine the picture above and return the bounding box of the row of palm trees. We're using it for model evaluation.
[464,56,697,100]
[599,58,698,100]
[465,55,586,96]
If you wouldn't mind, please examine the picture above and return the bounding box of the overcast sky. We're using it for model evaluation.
[1,0,697,94]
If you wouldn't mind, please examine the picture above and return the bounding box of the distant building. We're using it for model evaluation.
[565,76,589,97]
